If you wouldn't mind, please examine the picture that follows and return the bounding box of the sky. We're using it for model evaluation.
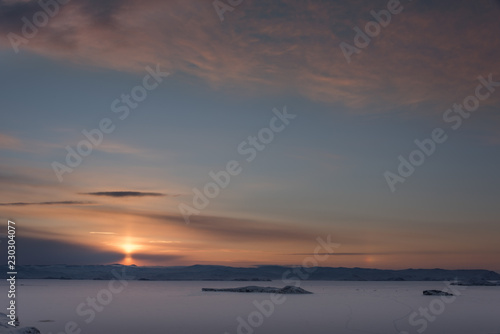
[0,0,499,271]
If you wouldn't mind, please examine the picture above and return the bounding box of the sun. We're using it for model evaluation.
[118,237,144,265]
[120,237,140,255]
[122,242,137,255]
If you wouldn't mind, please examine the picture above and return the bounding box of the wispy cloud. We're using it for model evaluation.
[148,240,181,244]
[142,212,322,244]
[1,0,498,111]
[95,142,160,159]
[0,133,24,151]
[0,201,93,206]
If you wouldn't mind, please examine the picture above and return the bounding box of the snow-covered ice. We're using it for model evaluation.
[0,313,40,334]
[1,280,499,334]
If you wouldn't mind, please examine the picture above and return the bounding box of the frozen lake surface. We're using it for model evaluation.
[3,280,500,334]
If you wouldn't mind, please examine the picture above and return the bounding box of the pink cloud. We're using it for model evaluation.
[0,0,499,112]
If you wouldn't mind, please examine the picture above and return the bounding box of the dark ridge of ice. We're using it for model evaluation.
[423,290,454,296]
[202,285,313,294]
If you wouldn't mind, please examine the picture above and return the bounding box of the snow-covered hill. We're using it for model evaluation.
[4,264,500,282]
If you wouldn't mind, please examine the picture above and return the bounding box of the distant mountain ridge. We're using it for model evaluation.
[5,264,500,281]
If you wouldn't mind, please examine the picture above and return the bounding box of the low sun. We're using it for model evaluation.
[122,243,137,255]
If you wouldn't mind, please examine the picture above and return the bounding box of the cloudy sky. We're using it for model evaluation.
[0,0,499,271]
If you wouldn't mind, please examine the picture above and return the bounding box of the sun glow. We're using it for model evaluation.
[123,255,134,265]
[120,237,140,255]
[120,238,140,265]
[122,243,137,254]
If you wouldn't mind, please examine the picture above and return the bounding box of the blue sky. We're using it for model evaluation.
[0,0,499,271]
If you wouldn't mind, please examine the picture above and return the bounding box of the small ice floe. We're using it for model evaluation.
[202,285,313,294]
[423,290,454,296]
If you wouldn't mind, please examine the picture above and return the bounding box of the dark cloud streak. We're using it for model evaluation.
[290,251,452,256]
[0,235,123,265]
[82,191,166,197]
[130,253,184,263]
